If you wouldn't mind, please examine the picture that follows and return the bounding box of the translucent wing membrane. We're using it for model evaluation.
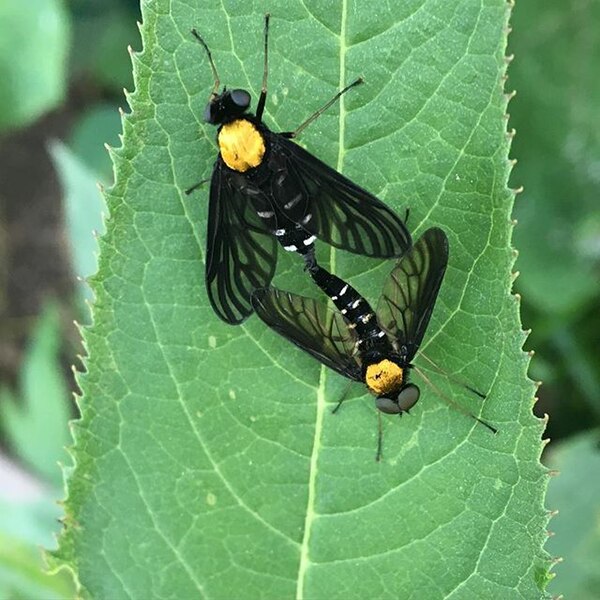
[268,133,412,258]
[251,287,362,380]
[205,160,278,324]
[376,227,449,361]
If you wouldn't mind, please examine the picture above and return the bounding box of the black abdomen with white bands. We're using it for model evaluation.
[252,193,315,255]
[308,264,386,343]
[274,224,315,255]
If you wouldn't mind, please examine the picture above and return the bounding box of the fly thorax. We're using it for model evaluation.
[365,359,403,395]
[218,119,266,172]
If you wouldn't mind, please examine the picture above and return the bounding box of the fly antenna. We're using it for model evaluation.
[414,366,497,434]
[283,77,364,138]
[191,29,221,97]
[419,352,486,400]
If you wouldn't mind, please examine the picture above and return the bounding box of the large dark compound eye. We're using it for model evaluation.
[203,102,216,123]
[230,89,251,109]
[375,384,420,414]
[375,396,401,414]
[397,384,420,412]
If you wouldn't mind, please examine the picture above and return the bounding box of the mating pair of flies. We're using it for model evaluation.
[188,15,497,458]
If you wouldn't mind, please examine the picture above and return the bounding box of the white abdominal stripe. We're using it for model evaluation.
[273,226,316,254]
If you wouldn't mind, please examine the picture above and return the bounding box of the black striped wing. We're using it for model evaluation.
[205,159,277,324]
[251,287,362,381]
[266,132,412,258]
[376,227,449,362]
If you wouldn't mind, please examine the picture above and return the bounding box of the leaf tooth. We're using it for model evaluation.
[511,185,524,195]
[506,128,516,139]
[548,469,560,477]
[546,530,555,538]
[535,380,543,390]
[504,53,515,64]
[123,87,134,106]
[104,143,125,170]
[547,509,559,518]
[505,89,517,101]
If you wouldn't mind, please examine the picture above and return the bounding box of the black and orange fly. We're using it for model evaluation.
[252,228,497,459]
[187,14,411,324]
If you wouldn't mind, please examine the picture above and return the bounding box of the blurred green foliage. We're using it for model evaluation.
[0,305,75,598]
[49,140,108,312]
[0,304,70,484]
[545,430,600,598]
[510,0,600,438]
[0,1,134,597]
[0,0,70,132]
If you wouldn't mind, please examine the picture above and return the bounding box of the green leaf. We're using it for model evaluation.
[0,0,70,132]
[71,0,137,93]
[0,304,70,486]
[510,0,600,317]
[545,431,600,598]
[55,2,551,597]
